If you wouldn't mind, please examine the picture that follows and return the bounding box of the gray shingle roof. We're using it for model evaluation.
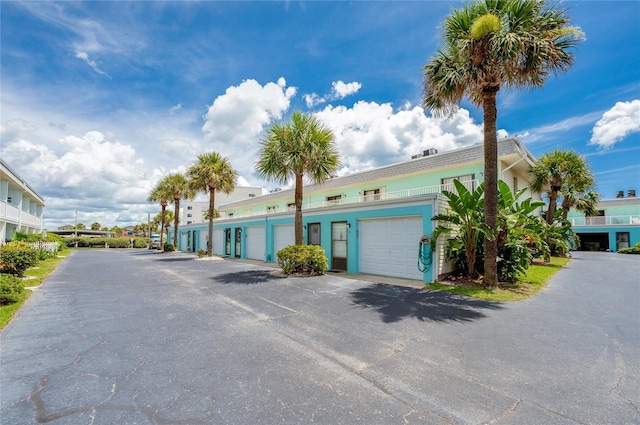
[221,137,531,210]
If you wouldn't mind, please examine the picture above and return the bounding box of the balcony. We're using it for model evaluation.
[0,200,43,227]
[570,215,640,226]
[222,180,479,219]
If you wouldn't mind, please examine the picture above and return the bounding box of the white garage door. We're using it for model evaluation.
[246,226,266,261]
[199,230,209,252]
[274,225,295,259]
[359,217,424,280]
[212,229,224,256]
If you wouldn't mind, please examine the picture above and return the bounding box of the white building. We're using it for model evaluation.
[1,159,45,243]
[183,186,266,225]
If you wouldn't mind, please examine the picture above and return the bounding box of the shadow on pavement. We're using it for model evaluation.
[214,270,287,285]
[350,283,503,323]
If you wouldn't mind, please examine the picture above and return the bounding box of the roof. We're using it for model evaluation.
[219,136,534,210]
[597,197,640,207]
[0,158,46,206]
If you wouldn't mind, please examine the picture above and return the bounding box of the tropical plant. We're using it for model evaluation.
[91,222,101,230]
[495,181,546,281]
[256,111,341,245]
[187,152,238,256]
[423,0,583,286]
[530,149,596,224]
[156,173,195,248]
[431,180,488,278]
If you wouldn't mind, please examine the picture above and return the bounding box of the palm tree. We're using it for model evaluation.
[148,179,171,250]
[187,152,238,257]
[423,0,583,286]
[530,149,595,224]
[159,173,195,248]
[256,111,341,245]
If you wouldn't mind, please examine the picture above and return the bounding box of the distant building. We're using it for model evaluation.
[567,192,640,252]
[1,159,45,243]
[182,186,266,225]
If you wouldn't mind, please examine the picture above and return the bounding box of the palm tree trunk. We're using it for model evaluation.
[546,179,561,224]
[208,188,215,257]
[160,204,166,249]
[482,89,499,287]
[173,199,180,247]
[294,172,304,245]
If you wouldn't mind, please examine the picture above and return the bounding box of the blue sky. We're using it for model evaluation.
[1,1,639,229]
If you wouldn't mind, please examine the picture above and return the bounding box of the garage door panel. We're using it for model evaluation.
[274,225,294,259]
[246,226,265,260]
[359,217,423,280]
[213,229,224,256]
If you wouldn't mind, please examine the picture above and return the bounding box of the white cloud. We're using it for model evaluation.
[303,80,363,109]
[590,100,640,148]
[75,51,111,77]
[0,131,163,229]
[315,101,484,175]
[169,103,182,113]
[201,78,297,182]
[304,93,325,108]
[331,81,362,99]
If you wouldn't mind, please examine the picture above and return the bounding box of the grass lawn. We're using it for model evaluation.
[426,256,571,302]
[0,250,70,330]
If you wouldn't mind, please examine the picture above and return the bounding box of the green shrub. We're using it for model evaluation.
[0,242,38,277]
[164,243,175,252]
[0,274,25,305]
[619,242,640,254]
[277,245,328,275]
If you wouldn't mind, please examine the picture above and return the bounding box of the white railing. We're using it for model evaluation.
[223,180,479,219]
[570,215,640,226]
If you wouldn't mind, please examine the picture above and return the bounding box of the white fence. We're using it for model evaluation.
[27,241,60,252]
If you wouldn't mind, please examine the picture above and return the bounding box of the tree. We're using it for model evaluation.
[256,112,341,245]
[423,0,583,286]
[148,179,172,250]
[157,173,195,248]
[187,152,238,257]
[530,149,596,224]
[90,222,101,231]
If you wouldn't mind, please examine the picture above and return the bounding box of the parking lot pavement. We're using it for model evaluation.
[1,250,638,424]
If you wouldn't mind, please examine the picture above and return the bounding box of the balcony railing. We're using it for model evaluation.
[223,180,479,219]
[0,200,43,227]
[570,215,640,226]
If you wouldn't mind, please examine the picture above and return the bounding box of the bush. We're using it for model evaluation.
[0,274,25,305]
[277,245,328,275]
[0,241,38,277]
[164,243,175,252]
[619,242,640,254]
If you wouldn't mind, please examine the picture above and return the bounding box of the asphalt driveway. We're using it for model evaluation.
[1,250,638,424]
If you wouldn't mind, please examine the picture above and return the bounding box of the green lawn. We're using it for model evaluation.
[426,256,571,302]
[0,251,70,330]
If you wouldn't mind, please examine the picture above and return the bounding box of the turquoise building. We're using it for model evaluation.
[566,195,640,252]
[168,137,538,282]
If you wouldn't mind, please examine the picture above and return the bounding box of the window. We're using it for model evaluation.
[187,213,192,218]
[442,174,475,192]
[267,205,277,213]
[187,221,192,224]
[187,206,193,210]
[249,194,256,198]
[363,188,381,201]
[326,195,342,205]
